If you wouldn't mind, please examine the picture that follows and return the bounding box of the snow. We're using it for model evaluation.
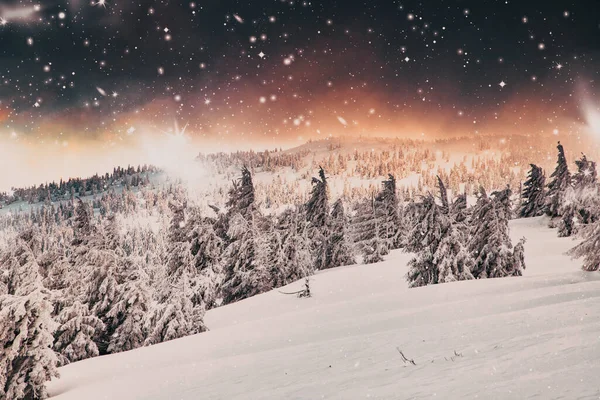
[48,216,600,399]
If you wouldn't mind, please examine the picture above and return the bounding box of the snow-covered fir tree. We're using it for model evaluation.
[53,301,105,365]
[145,271,202,345]
[572,153,597,189]
[77,215,124,354]
[374,174,402,249]
[188,211,223,309]
[220,168,271,304]
[571,153,600,226]
[106,265,152,353]
[220,213,271,304]
[436,176,450,214]
[545,142,571,219]
[268,208,313,287]
[156,200,207,336]
[352,196,387,264]
[469,187,526,278]
[568,217,600,271]
[557,190,576,237]
[225,166,256,222]
[519,164,546,218]
[406,178,475,287]
[405,195,443,287]
[305,167,331,269]
[323,199,355,268]
[0,238,59,400]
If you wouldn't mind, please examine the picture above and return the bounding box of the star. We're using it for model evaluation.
[258,52,265,59]
[556,63,563,70]
[499,81,506,88]
[111,92,118,98]
[0,18,7,27]
[404,56,410,62]
[94,0,108,8]
[204,98,211,105]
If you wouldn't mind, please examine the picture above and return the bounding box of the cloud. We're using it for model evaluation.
[0,4,41,26]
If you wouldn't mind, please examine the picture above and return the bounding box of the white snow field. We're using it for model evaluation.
[48,216,600,400]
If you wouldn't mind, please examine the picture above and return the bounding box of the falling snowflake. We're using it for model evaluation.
[233,14,244,23]
[96,87,107,96]
[337,116,348,126]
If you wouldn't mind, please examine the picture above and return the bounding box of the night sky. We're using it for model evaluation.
[0,0,599,149]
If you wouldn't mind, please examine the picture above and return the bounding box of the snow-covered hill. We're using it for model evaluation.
[47,217,600,400]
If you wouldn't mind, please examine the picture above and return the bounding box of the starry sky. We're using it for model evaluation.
[0,0,599,151]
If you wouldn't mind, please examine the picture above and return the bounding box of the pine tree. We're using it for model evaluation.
[305,167,331,269]
[519,164,546,218]
[435,226,475,283]
[269,209,313,287]
[436,176,449,214]
[220,213,271,304]
[106,266,152,353]
[568,219,600,271]
[469,188,526,278]
[374,174,402,249]
[546,142,571,218]
[0,239,59,400]
[155,201,208,336]
[306,167,329,230]
[189,215,223,309]
[226,166,256,222]
[572,153,597,189]
[325,199,355,268]
[352,197,387,264]
[404,192,475,287]
[72,198,93,245]
[53,301,105,365]
[571,153,600,226]
[557,186,576,237]
[405,195,443,287]
[75,215,125,354]
[145,272,202,345]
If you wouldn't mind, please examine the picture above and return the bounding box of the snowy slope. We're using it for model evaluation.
[47,217,600,400]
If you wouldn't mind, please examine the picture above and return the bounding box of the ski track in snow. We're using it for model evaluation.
[47,216,600,399]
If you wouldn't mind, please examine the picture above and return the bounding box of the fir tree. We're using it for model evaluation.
[0,239,59,400]
[157,201,208,334]
[106,267,152,353]
[305,167,331,269]
[53,301,105,365]
[557,187,576,237]
[226,166,256,222]
[145,272,202,345]
[189,215,223,309]
[374,174,402,249]
[306,167,329,230]
[269,209,313,287]
[519,164,546,218]
[436,175,449,214]
[568,219,600,271]
[572,153,597,189]
[352,197,387,264]
[405,194,474,287]
[220,213,271,304]
[546,142,571,218]
[324,199,355,268]
[72,197,93,245]
[469,188,526,278]
[405,195,442,287]
[571,153,599,226]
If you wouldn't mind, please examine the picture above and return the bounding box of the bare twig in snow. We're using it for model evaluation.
[396,347,416,365]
